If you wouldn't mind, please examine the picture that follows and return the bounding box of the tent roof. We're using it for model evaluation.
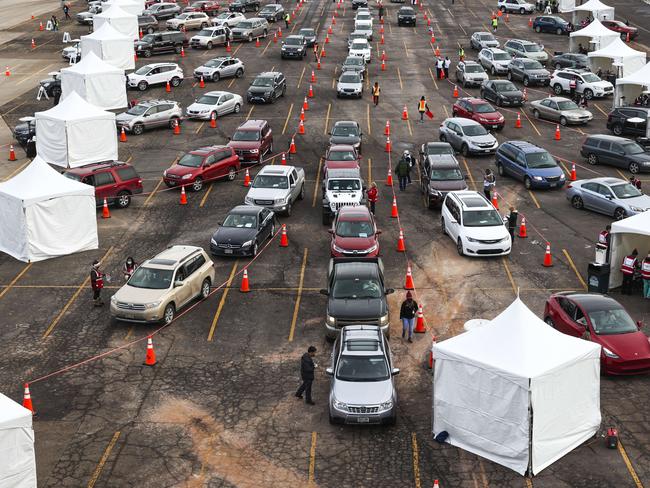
[35,91,115,122]
[573,0,613,12]
[433,298,601,378]
[0,393,32,429]
[81,21,130,41]
[0,156,94,206]
[570,18,619,38]
[588,37,646,59]
[616,61,650,86]
[95,3,135,20]
[60,52,123,76]
[610,210,650,236]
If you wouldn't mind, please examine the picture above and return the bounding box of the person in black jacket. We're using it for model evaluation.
[506,205,518,241]
[295,346,317,404]
[400,291,418,343]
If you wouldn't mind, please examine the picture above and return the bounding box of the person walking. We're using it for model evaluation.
[123,256,138,281]
[400,291,418,343]
[395,154,410,191]
[483,168,496,200]
[63,4,71,20]
[620,249,639,295]
[417,96,429,123]
[506,206,518,241]
[367,182,378,215]
[435,57,444,79]
[313,42,319,61]
[491,16,498,32]
[457,46,465,62]
[90,260,105,307]
[295,346,317,404]
[372,82,380,106]
[284,12,290,29]
[378,4,385,21]
[443,56,451,79]
[641,252,650,298]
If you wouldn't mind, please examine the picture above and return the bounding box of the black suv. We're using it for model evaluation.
[246,71,286,103]
[320,258,394,340]
[606,106,649,138]
[581,134,650,174]
[134,31,188,57]
[418,142,468,208]
[229,0,260,12]
[397,7,416,26]
[281,35,307,59]
[138,14,159,34]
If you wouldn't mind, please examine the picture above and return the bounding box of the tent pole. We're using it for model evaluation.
[528,381,533,477]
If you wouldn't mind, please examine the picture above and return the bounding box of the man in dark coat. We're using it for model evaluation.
[295,346,317,404]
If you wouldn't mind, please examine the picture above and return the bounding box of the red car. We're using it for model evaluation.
[145,0,176,7]
[452,97,505,131]
[601,20,638,40]
[183,0,220,14]
[64,161,143,209]
[323,144,361,176]
[544,292,650,375]
[330,205,380,257]
[163,145,240,191]
[227,120,273,164]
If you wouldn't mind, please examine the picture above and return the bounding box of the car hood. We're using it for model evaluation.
[328,297,386,318]
[590,80,614,90]
[596,331,650,361]
[228,140,260,150]
[248,85,273,94]
[465,72,489,80]
[463,223,510,241]
[14,123,32,134]
[334,235,376,250]
[325,161,360,170]
[232,26,252,34]
[481,40,500,47]
[498,90,523,99]
[527,68,550,76]
[468,134,498,144]
[195,65,216,73]
[246,187,286,199]
[528,165,565,178]
[330,135,361,145]
[167,18,182,24]
[337,81,362,89]
[116,112,136,122]
[524,51,548,60]
[134,40,150,49]
[212,226,257,244]
[187,102,216,112]
[113,285,167,304]
[77,11,94,18]
[429,179,468,191]
[342,65,364,73]
[165,163,197,177]
[616,194,650,209]
[350,48,370,54]
[493,59,511,67]
[332,378,393,405]
[474,111,505,122]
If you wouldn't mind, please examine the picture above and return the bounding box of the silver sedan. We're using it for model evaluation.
[529,96,593,126]
[185,90,243,120]
[566,177,650,220]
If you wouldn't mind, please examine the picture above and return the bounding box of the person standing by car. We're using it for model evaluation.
[372,82,381,106]
[598,224,611,262]
[295,346,317,405]
[506,206,518,241]
[641,251,650,298]
[443,56,451,78]
[483,168,496,200]
[378,4,385,21]
[435,57,443,79]
[90,260,105,307]
[417,96,429,123]
[620,249,639,295]
[123,257,138,281]
[395,154,410,191]
[313,42,319,62]
[457,46,464,62]
[629,175,642,190]
[400,291,418,343]
[284,12,290,29]
[366,181,378,215]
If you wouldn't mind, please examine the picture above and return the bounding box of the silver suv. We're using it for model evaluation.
[230,17,269,42]
[327,325,398,425]
[116,100,183,135]
[478,47,512,75]
[194,56,245,81]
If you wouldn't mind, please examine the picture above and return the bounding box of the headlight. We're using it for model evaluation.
[430,189,441,196]
[603,347,619,359]
[210,237,217,245]
[533,176,543,181]
[181,173,193,180]
[264,91,272,96]
[249,149,259,154]
[326,314,336,326]
[242,240,253,247]
[364,244,378,254]
[145,301,162,309]
[163,169,168,177]
[275,197,286,204]
[629,206,644,212]
[380,400,393,410]
[333,399,347,410]
[244,196,253,204]
[559,173,566,179]
[110,295,117,304]
[332,243,346,253]
[136,45,143,51]
[466,237,478,243]
[379,312,388,325]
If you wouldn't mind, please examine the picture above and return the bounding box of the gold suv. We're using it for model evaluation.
[110,245,215,324]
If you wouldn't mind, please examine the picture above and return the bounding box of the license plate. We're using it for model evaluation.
[357,417,369,423]
[224,249,233,254]
[550,183,557,187]
[492,125,499,129]
[483,149,491,152]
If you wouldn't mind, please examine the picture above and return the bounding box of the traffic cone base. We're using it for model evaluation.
[102,198,110,218]
[144,336,157,366]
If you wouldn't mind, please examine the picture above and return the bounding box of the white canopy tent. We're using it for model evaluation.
[93,4,139,41]
[81,21,135,70]
[60,52,127,110]
[35,91,118,168]
[103,0,143,16]
[570,18,619,51]
[588,37,646,77]
[0,157,98,262]
[614,62,650,107]
[432,298,601,476]
[0,393,36,488]
[572,0,615,23]
[558,0,576,13]
[608,211,650,289]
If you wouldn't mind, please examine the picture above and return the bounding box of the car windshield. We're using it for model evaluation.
[557,100,579,110]
[285,37,302,45]
[336,355,390,382]
[399,8,414,14]
[204,59,222,67]
[332,125,359,137]
[126,104,148,115]
[610,183,642,199]
[332,277,382,299]
[493,52,510,61]
[339,74,361,83]
[465,65,485,73]
[64,173,81,181]
[351,41,367,49]
[588,308,638,335]
[581,73,600,83]
[328,179,361,191]
[336,219,374,237]
[474,103,495,113]
[237,20,253,28]
[300,29,315,36]
[522,60,543,69]
[141,34,155,42]
[480,33,495,40]
[621,142,645,155]
[232,130,260,141]
[525,151,557,168]
[328,150,356,161]
[523,43,542,52]
[128,266,173,289]
[215,12,231,19]
[430,168,463,180]
[178,153,204,167]
[426,144,453,155]
[197,29,213,36]
[252,175,288,189]
[462,124,488,136]
[134,66,152,75]
[223,213,257,228]
[462,209,504,226]
[197,94,220,105]
[495,82,517,92]
[251,77,273,87]
[344,57,363,66]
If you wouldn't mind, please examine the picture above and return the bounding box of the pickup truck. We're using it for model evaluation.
[244,165,305,216]
[322,167,365,225]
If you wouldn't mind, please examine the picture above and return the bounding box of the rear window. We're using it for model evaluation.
[117,166,138,181]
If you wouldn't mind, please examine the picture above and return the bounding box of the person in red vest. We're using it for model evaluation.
[642,251,650,299]
[598,224,611,262]
[90,260,105,307]
[620,249,639,295]
[366,182,378,215]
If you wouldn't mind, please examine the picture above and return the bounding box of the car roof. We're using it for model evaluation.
[483,47,507,53]
[578,177,625,186]
[189,145,229,155]
[510,38,538,45]
[334,261,380,278]
[338,205,371,218]
[256,71,280,77]
[333,120,359,127]
[230,205,262,215]
[66,161,131,175]
[450,190,492,209]
[558,292,625,312]
[585,134,631,143]
[299,27,315,32]
[428,159,461,169]
[286,34,304,39]
[504,140,546,153]
[458,97,489,105]
[543,96,572,102]
[329,144,356,150]
[145,245,203,269]
[474,31,492,35]
[258,165,293,175]
[203,90,229,96]
[144,62,178,68]
[461,60,481,66]
[445,117,481,126]
[236,119,267,130]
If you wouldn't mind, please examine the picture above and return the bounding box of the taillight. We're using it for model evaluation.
[567,184,572,188]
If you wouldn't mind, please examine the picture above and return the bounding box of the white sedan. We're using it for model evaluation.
[185,90,243,120]
[349,39,371,63]
[211,11,245,28]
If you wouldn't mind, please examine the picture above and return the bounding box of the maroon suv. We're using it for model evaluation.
[601,20,638,40]
[163,145,240,191]
[183,0,220,14]
[64,161,143,208]
[227,120,273,164]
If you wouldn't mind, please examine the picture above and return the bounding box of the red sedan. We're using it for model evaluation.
[601,20,638,40]
[544,292,650,375]
[183,0,220,15]
[330,206,380,257]
[452,97,505,131]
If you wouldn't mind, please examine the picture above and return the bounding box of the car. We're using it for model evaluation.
[397,6,416,26]
[190,25,231,49]
[327,325,398,425]
[144,2,182,20]
[544,293,650,375]
[329,205,377,256]
[418,143,468,208]
[452,97,505,130]
[354,20,373,40]
[63,161,143,209]
[606,106,649,137]
[329,120,363,152]
[533,15,571,35]
[244,165,306,215]
[601,19,638,40]
[227,119,273,163]
[503,39,548,63]
[480,79,524,107]
[551,68,614,99]
[507,58,550,86]
[126,62,184,91]
[454,60,489,87]
[163,145,240,191]
[13,116,36,146]
[210,205,276,256]
[166,11,210,30]
[347,31,367,48]
[259,3,284,22]
[336,72,364,98]
[229,0,260,13]
[210,11,246,28]
[550,52,589,70]
[186,90,243,120]
[116,99,183,135]
[581,135,650,174]
[194,56,244,81]
[495,140,566,189]
[352,0,368,8]
[439,117,499,156]
[321,258,393,339]
[441,191,512,257]
[76,6,100,25]
[138,14,160,34]
[470,31,500,50]
[110,245,216,325]
[322,169,366,225]
[246,71,286,103]
[38,72,61,98]
[498,0,534,14]
[298,28,317,46]
[566,177,650,219]
[341,56,367,77]
[355,11,373,24]
[478,47,512,75]
[134,31,188,57]
[230,17,269,42]
[281,35,307,59]
[349,39,371,63]
[529,96,593,125]
[62,42,81,63]
[184,0,220,15]
[324,144,361,175]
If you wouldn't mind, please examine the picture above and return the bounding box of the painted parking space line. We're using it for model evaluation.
[0,263,32,300]
[617,440,644,488]
[144,179,163,206]
[461,158,477,190]
[297,65,306,89]
[86,431,121,488]
[312,158,323,207]
[288,248,308,342]
[308,431,317,487]
[502,257,517,295]
[397,67,404,90]
[562,249,588,291]
[367,158,372,184]
[411,432,422,488]
[208,260,239,342]
[366,103,371,134]
[246,106,255,121]
[525,478,534,488]
[199,183,213,208]
[282,103,294,135]
[527,190,541,209]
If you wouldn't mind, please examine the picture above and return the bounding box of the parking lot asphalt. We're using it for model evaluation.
[0,0,649,486]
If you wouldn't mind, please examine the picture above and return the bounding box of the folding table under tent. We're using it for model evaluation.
[0,393,36,488]
[0,157,98,262]
[103,0,143,16]
[93,4,139,41]
[60,52,127,110]
[614,61,650,108]
[569,18,619,52]
[608,211,650,289]
[80,20,135,70]
[588,37,646,78]
[571,0,615,23]
[432,298,601,476]
[35,91,118,168]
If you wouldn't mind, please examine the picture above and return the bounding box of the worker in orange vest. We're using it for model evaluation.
[417,96,429,123]
[620,249,639,295]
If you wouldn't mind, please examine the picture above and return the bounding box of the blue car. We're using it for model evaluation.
[495,141,566,189]
[532,15,571,35]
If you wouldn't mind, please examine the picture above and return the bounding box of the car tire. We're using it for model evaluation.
[507,71,512,81]
[611,123,623,136]
[587,153,598,165]
[500,6,506,11]
[533,109,540,119]
[227,166,237,181]
[115,191,131,208]
[614,207,626,220]
[490,66,497,76]
[144,50,152,57]
[192,177,203,192]
[201,22,208,28]
[441,218,447,235]
[571,195,584,209]
[559,116,568,126]
[497,162,505,176]
[556,28,563,35]
[452,110,457,117]
[247,34,253,42]
[385,412,397,426]
[535,26,541,33]
[132,123,144,135]
[163,303,175,325]
[235,68,244,78]
[211,110,218,120]
[524,176,532,190]
[285,203,292,216]
[169,117,180,129]
[544,317,555,328]
[170,76,181,87]
[426,192,433,209]
[456,238,464,256]
[519,7,525,14]
[629,162,640,174]
[251,241,258,257]
[439,134,447,142]
[461,144,470,157]
[583,89,593,100]
[553,84,563,95]
[495,97,502,107]
[281,85,286,97]
[207,41,213,49]
[298,184,305,200]
[269,221,276,238]
[200,278,211,299]
[523,76,530,87]
[233,103,241,113]
[328,411,341,424]
[212,72,220,81]
[263,29,268,37]
[138,81,148,91]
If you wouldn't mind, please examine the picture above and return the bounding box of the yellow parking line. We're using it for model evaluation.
[207,261,238,342]
[331,77,335,89]
[123,326,134,341]
[525,478,534,488]
[125,156,133,164]
[502,258,517,295]
[406,119,413,136]
[367,103,371,134]
[323,103,331,135]
[228,78,236,88]
[616,169,627,180]
[232,43,243,55]
[429,67,439,91]
[195,122,204,134]
[261,39,272,56]
[199,183,213,208]
[388,23,393,34]
[0,263,32,300]
[403,39,410,58]
[397,67,403,90]
[2,100,26,116]
[297,65,306,89]
[288,248,308,342]
[312,158,323,207]
[411,433,422,488]
[521,110,541,137]
[246,106,254,120]
[282,103,294,135]
[617,441,644,488]
[87,431,121,488]
[527,190,541,209]
[461,158,477,190]
[593,102,608,117]
[442,105,449,117]
[367,158,372,183]
[562,249,588,291]
[144,179,163,206]
[308,431,317,486]
[2,160,29,181]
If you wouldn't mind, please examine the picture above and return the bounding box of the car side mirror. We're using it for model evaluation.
[449,218,458,224]
[375,229,382,235]
[637,320,643,329]
[385,288,395,295]
[319,288,329,295]
[327,229,334,234]
[326,367,334,376]
[391,368,400,376]
[174,280,184,287]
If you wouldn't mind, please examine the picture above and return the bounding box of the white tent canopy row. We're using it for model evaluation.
[588,37,646,78]
[608,211,650,289]
[615,61,650,107]
[571,0,615,22]
[0,393,36,488]
[433,298,601,476]
[93,4,139,41]
[60,52,127,110]
[103,0,143,16]
[569,18,619,52]
[80,22,134,70]
[0,157,98,262]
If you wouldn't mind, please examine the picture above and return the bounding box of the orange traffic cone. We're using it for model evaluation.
[31,38,36,49]
[430,33,435,43]
[199,76,205,88]
[518,216,528,238]
[440,68,445,80]
[380,34,385,44]
[491,192,499,210]
[299,107,305,121]
[102,198,110,218]
[414,305,426,333]
[244,168,251,187]
[386,167,393,186]
[180,46,185,57]
[402,105,408,120]
[385,136,391,153]
[380,25,384,34]
[428,336,437,369]
[255,37,260,47]
[435,46,440,56]
[22,383,34,414]
[280,224,289,247]
[144,336,157,366]
[555,124,561,141]
[384,120,390,136]
[453,85,459,98]
[569,163,577,181]
[180,185,188,205]
[278,27,282,38]
[332,15,336,25]
[381,59,386,71]
[404,265,415,290]
[226,41,231,52]
[320,47,326,58]
[119,127,127,142]
[298,119,305,134]
[391,196,398,218]
[173,119,181,135]
[281,152,287,165]
[381,50,386,61]
[543,242,553,267]
[289,137,297,154]
[210,112,217,128]
[528,17,533,27]
[515,113,522,128]
[273,32,277,43]
[311,70,316,83]
[308,84,314,98]
[240,269,250,292]
[325,34,330,44]
[39,21,43,31]
[397,229,406,252]
[433,479,440,488]
[8,144,16,161]
[5,66,10,77]
[328,24,333,34]
[317,60,321,70]
[165,80,171,92]
[303,97,309,110]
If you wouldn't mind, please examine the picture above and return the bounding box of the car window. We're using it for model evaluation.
[128,266,173,289]
[582,182,598,192]
[597,140,612,151]
[204,154,217,165]
[557,297,575,317]
[573,305,587,325]
[94,171,115,186]
[596,184,612,197]
[116,166,138,181]
[588,308,638,335]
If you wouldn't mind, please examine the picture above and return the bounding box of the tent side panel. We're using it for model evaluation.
[66,117,118,167]
[0,193,28,262]
[433,359,530,475]
[87,72,127,110]
[531,356,601,474]
[35,117,69,168]
[0,427,37,488]
[103,39,135,70]
[608,233,649,289]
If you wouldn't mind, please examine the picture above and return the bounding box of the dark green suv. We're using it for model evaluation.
[134,31,188,57]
